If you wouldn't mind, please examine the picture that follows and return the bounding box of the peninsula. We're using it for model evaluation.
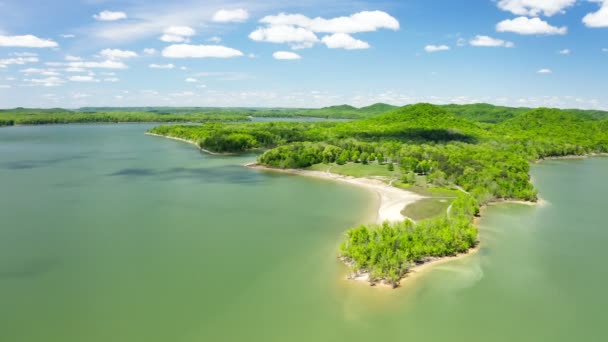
[147,103,608,287]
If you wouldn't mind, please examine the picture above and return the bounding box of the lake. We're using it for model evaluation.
[1,124,606,341]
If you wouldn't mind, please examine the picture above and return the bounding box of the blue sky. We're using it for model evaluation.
[0,0,607,109]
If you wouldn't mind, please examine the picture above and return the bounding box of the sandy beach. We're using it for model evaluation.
[246,163,425,224]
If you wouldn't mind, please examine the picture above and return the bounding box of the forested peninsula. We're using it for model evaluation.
[148,103,608,287]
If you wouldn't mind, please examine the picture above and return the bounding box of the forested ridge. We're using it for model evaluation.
[0,109,250,125]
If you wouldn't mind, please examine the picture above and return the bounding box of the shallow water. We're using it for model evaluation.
[1,125,606,341]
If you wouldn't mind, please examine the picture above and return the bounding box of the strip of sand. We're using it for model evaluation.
[246,163,424,224]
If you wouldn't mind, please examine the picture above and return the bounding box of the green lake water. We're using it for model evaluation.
[1,124,606,342]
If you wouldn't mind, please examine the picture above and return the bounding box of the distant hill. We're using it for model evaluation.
[342,103,483,143]
[441,103,608,124]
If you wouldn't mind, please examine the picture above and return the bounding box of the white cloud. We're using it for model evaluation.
[100,48,138,59]
[69,60,127,69]
[143,48,157,55]
[162,44,244,58]
[160,34,189,43]
[47,60,127,70]
[60,34,75,39]
[0,34,58,48]
[0,85,11,89]
[583,1,608,27]
[185,77,198,82]
[65,67,87,73]
[558,49,571,54]
[93,10,127,21]
[497,0,576,17]
[603,48,608,52]
[249,25,319,44]
[208,36,222,43]
[69,75,99,82]
[496,17,567,35]
[0,57,38,66]
[469,35,515,48]
[160,26,196,43]
[164,26,196,36]
[456,38,467,47]
[19,68,60,76]
[65,55,82,61]
[424,44,450,53]
[321,33,370,49]
[537,68,553,74]
[259,11,399,34]
[170,91,195,97]
[273,51,301,60]
[212,9,249,23]
[149,63,175,69]
[104,77,119,82]
[25,76,65,87]
[12,52,38,57]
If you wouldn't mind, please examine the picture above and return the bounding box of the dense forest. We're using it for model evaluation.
[0,108,250,125]
[80,103,399,119]
[3,103,607,125]
[340,194,479,287]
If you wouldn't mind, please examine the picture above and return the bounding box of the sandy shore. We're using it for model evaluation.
[246,163,424,224]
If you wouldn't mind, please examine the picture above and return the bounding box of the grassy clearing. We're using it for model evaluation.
[402,198,453,221]
[393,181,460,197]
[307,162,400,178]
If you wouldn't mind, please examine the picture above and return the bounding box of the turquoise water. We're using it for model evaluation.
[1,124,606,341]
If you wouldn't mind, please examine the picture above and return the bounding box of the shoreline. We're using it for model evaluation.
[247,162,486,289]
[145,132,235,156]
[145,133,538,289]
[246,163,424,224]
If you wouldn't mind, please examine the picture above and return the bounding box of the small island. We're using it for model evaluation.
[147,103,608,287]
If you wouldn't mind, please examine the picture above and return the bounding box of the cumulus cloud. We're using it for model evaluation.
[469,35,515,48]
[496,0,576,17]
[321,33,370,49]
[583,1,608,28]
[60,34,75,39]
[65,55,82,61]
[69,75,100,82]
[0,57,38,67]
[212,9,249,23]
[496,17,567,35]
[0,34,58,48]
[160,26,196,43]
[19,68,60,76]
[424,44,450,53]
[100,49,138,59]
[259,11,399,33]
[143,48,157,55]
[164,26,196,36]
[25,76,65,87]
[162,44,244,58]
[249,25,319,44]
[104,77,120,82]
[149,63,175,69]
[208,36,222,43]
[93,10,127,21]
[185,77,198,82]
[559,49,571,54]
[273,51,301,60]
[53,60,128,69]
[537,68,553,74]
